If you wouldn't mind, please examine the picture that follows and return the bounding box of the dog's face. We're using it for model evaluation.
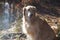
[23,6,36,22]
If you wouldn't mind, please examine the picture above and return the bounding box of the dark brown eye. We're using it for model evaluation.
[28,9,30,11]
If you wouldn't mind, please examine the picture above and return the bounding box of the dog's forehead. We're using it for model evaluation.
[26,6,36,10]
[23,6,36,10]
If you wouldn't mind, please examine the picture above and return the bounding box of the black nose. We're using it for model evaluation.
[30,13,33,17]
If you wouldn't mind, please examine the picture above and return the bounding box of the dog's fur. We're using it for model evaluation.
[22,5,56,40]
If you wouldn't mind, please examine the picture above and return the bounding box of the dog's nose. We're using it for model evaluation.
[28,11,33,18]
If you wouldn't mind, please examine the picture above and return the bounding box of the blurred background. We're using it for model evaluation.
[0,0,60,40]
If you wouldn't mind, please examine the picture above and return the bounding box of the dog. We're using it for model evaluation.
[22,5,56,40]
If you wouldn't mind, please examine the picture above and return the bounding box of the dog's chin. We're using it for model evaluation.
[25,14,31,20]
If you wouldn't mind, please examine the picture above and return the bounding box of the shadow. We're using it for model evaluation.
[29,0,60,17]
[37,5,60,17]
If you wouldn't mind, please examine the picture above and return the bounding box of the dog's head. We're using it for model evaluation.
[23,5,37,22]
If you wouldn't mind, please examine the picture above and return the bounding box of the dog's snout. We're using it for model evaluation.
[30,13,33,17]
[28,11,31,17]
[28,11,33,18]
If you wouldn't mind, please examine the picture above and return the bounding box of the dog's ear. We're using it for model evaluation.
[35,12,45,21]
[31,8,37,17]
[23,8,26,16]
[35,12,38,17]
[35,9,39,17]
